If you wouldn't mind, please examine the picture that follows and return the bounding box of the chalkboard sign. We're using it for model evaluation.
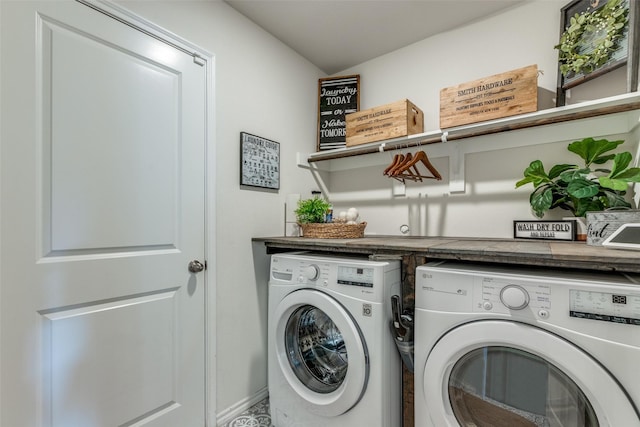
[317,75,359,151]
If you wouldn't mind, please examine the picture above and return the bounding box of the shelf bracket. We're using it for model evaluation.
[296,152,311,169]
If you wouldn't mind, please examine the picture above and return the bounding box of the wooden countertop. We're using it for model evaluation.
[253,236,640,273]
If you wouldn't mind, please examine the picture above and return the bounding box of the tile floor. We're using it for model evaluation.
[222,397,272,427]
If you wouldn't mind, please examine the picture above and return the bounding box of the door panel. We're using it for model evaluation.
[42,15,180,254]
[41,290,178,426]
[1,1,208,426]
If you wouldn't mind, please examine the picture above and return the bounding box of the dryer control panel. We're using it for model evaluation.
[473,277,551,317]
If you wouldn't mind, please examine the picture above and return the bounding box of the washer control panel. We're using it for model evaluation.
[474,277,551,317]
[302,264,320,281]
[570,290,640,326]
[337,265,375,288]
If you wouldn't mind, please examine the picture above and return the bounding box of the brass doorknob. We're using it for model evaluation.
[188,260,205,273]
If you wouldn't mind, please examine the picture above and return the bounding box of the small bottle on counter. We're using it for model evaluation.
[325,205,333,223]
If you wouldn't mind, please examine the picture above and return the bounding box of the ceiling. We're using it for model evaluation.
[224,0,525,74]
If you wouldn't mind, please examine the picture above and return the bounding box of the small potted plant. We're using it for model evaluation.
[295,198,366,238]
[516,137,640,238]
[295,197,331,224]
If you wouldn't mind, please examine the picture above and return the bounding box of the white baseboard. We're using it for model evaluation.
[216,386,269,426]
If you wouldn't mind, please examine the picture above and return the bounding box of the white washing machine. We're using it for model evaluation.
[414,261,640,427]
[268,252,401,427]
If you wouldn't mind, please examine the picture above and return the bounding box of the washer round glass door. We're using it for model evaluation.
[285,305,348,394]
[423,320,639,426]
[274,289,368,417]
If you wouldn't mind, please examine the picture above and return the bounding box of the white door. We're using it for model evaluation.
[1,1,209,426]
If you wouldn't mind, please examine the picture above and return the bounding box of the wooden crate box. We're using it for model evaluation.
[440,65,538,128]
[346,99,424,147]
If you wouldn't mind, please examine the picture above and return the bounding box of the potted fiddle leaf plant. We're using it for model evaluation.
[516,137,640,221]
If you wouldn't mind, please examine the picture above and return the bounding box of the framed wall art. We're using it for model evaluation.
[555,0,639,105]
[240,132,280,190]
[317,74,359,151]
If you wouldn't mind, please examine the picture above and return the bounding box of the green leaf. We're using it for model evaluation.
[612,167,640,182]
[608,152,632,178]
[573,198,605,217]
[567,137,624,166]
[567,178,600,199]
[591,154,616,165]
[607,0,621,9]
[516,160,549,188]
[593,167,612,174]
[599,177,628,191]
[548,164,577,179]
[530,187,553,218]
[559,168,589,183]
[602,191,631,209]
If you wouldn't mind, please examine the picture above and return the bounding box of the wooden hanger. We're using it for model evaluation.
[388,152,413,177]
[383,153,405,176]
[391,150,442,181]
[391,152,423,182]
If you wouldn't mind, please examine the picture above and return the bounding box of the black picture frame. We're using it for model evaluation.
[240,132,280,190]
[556,0,639,106]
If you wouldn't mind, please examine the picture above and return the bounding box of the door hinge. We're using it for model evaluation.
[193,54,205,66]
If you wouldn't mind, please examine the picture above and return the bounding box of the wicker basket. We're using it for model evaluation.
[299,222,367,239]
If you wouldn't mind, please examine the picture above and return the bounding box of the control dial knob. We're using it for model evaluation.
[500,285,530,310]
[302,264,320,281]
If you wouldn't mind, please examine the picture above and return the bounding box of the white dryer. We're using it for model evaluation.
[268,252,401,427]
[415,261,640,427]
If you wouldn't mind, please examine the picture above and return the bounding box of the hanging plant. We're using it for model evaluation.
[555,0,628,77]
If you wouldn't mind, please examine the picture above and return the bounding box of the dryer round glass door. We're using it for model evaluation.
[422,320,639,427]
[449,346,597,426]
[274,288,369,417]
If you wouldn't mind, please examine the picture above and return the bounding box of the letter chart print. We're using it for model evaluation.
[240,132,280,190]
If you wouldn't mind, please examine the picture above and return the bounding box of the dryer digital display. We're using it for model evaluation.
[570,290,640,325]
[337,266,374,287]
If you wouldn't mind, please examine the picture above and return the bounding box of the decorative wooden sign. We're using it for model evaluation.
[440,65,538,129]
[514,220,576,241]
[317,75,359,151]
[240,132,280,190]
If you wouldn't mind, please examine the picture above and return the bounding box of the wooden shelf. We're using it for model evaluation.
[298,92,640,195]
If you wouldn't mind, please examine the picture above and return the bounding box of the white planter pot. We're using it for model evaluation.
[563,216,587,241]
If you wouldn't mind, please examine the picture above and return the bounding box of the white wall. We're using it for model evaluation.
[118,0,323,419]
[332,0,633,238]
